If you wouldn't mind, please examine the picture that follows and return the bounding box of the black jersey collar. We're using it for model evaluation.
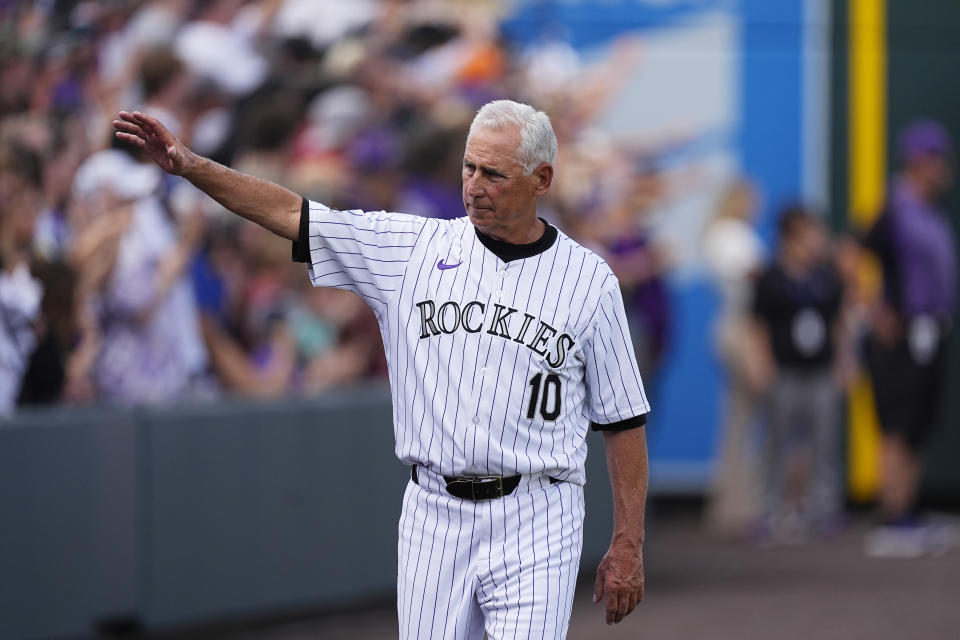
[474,219,558,263]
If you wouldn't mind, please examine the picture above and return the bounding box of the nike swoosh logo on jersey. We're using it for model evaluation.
[436,259,462,270]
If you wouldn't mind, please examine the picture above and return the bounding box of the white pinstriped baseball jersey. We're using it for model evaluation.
[294,199,650,486]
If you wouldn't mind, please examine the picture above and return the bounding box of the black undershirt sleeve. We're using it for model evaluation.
[291,197,310,263]
[590,413,647,432]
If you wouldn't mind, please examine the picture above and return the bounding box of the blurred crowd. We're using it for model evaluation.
[703,188,860,544]
[0,0,673,412]
[703,123,957,553]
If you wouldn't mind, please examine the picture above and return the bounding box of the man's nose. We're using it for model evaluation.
[466,174,485,196]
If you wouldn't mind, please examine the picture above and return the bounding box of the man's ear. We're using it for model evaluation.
[533,163,554,196]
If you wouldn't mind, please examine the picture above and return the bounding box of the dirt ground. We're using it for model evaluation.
[141,514,960,640]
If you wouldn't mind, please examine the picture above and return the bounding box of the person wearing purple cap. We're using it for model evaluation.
[862,119,958,557]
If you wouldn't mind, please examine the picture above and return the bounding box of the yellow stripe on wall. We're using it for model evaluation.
[850,0,887,224]
[848,0,886,501]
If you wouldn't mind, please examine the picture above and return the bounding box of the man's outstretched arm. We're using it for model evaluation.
[113,110,301,241]
[594,426,648,624]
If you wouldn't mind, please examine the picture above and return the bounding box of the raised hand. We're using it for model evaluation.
[113,109,302,241]
[112,111,194,176]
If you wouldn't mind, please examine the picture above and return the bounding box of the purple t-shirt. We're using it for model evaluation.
[887,178,957,317]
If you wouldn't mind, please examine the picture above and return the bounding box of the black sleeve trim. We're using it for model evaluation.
[291,197,310,263]
[590,413,647,432]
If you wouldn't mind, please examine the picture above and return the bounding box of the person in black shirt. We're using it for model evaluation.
[750,206,845,542]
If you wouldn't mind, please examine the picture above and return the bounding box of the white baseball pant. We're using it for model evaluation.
[398,468,584,639]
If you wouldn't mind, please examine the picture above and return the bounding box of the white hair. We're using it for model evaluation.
[468,100,558,174]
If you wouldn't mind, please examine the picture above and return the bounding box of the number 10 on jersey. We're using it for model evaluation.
[527,372,562,421]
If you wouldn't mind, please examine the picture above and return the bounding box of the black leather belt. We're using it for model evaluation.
[411,466,558,501]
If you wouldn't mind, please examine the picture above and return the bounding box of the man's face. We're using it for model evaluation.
[785,218,827,268]
[461,124,549,239]
[925,154,954,196]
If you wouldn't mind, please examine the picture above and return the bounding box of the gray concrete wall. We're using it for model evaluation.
[0,385,618,638]
[0,408,140,639]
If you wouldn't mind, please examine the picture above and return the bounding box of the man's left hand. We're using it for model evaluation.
[593,539,644,624]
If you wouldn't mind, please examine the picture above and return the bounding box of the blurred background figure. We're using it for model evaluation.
[0,141,44,413]
[600,165,672,387]
[192,219,299,399]
[862,120,958,558]
[70,148,205,405]
[702,179,766,536]
[173,0,267,98]
[750,206,846,543]
[590,158,673,390]
[15,259,101,407]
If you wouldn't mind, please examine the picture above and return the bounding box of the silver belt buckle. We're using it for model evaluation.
[449,475,504,500]
[480,475,503,500]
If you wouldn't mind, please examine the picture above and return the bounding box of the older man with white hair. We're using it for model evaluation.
[114,99,650,638]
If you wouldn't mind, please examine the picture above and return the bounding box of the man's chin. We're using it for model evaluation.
[467,209,492,227]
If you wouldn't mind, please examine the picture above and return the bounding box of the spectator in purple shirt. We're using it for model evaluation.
[863,119,958,557]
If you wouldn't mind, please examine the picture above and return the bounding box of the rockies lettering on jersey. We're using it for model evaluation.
[293,199,650,485]
[416,299,574,367]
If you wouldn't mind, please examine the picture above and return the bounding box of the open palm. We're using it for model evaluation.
[112,111,190,176]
